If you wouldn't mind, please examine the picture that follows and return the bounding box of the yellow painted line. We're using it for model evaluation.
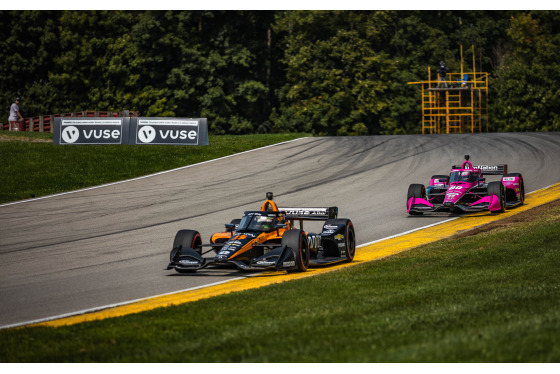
[30,182,560,328]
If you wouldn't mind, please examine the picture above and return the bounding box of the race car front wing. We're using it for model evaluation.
[167,244,301,272]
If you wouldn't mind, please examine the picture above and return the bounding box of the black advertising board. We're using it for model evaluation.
[53,117,130,145]
[129,118,209,146]
[53,117,208,146]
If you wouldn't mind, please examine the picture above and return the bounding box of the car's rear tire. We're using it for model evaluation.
[504,173,525,204]
[281,229,309,271]
[324,219,356,262]
[172,230,202,273]
[488,181,506,213]
[407,184,426,215]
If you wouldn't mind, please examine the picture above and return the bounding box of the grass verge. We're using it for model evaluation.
[0,131,308,204]
[0,200,559,362]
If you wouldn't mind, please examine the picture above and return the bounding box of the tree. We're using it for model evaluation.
[162,11,276,134]
[492,12,560,132]
[272,11,402,135]
[0,10,60,116]
[2,10,559,134]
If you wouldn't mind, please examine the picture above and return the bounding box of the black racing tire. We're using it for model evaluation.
[173,229,202,253]
[172,230,202,273]
[324,218,356,262]
[176,268,197,274]
[487,181,506,213]
[281,229,309,271]
[504,173,525,204]
[407,184,426,215]
[176,269,197,274]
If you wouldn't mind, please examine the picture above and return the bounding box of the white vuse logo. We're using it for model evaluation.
[61,126,80,143]
[138,126,156,143]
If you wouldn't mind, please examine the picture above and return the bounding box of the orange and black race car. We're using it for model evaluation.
[166,192,356,273]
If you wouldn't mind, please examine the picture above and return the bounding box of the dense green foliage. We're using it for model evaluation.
[2,10,559,134]
[1,202,559,362]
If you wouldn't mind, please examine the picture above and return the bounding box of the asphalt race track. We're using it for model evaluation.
[1,132,560,328]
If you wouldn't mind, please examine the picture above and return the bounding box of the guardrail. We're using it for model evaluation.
[2,111,139,133]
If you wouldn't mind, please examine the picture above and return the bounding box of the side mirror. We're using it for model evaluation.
[274,223,287,229]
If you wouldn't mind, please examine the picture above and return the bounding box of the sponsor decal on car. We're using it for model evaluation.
[179,260,199,265]
[284,208,328,216]
[256,260,276,266]
[307,234,321,249]
[476,165,499,171]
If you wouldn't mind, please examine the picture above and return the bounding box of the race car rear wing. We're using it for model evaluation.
[475,164,508,175]
[279,207,338,220]
[451,164,508,175]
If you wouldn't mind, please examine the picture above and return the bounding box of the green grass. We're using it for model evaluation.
[1,203,559,362]
[0,131,309,204]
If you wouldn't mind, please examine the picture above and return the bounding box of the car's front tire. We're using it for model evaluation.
[172,229,202,273]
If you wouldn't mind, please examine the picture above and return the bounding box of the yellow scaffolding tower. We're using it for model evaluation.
[408,67,489,134]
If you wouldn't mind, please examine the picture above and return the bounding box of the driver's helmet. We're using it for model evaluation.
[459,171,474,182]
[255,215,275,231]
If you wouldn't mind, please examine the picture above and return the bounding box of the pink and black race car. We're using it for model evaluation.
[407,155,525,215]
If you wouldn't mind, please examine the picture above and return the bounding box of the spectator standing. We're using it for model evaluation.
[9,97,23,131]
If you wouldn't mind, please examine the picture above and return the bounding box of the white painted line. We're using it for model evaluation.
[356,183,549,249]
[2,165,555,329]
[0,216,465,330]
[357,217,459,248]
[0,137,310,208]
[0,276,251,330]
